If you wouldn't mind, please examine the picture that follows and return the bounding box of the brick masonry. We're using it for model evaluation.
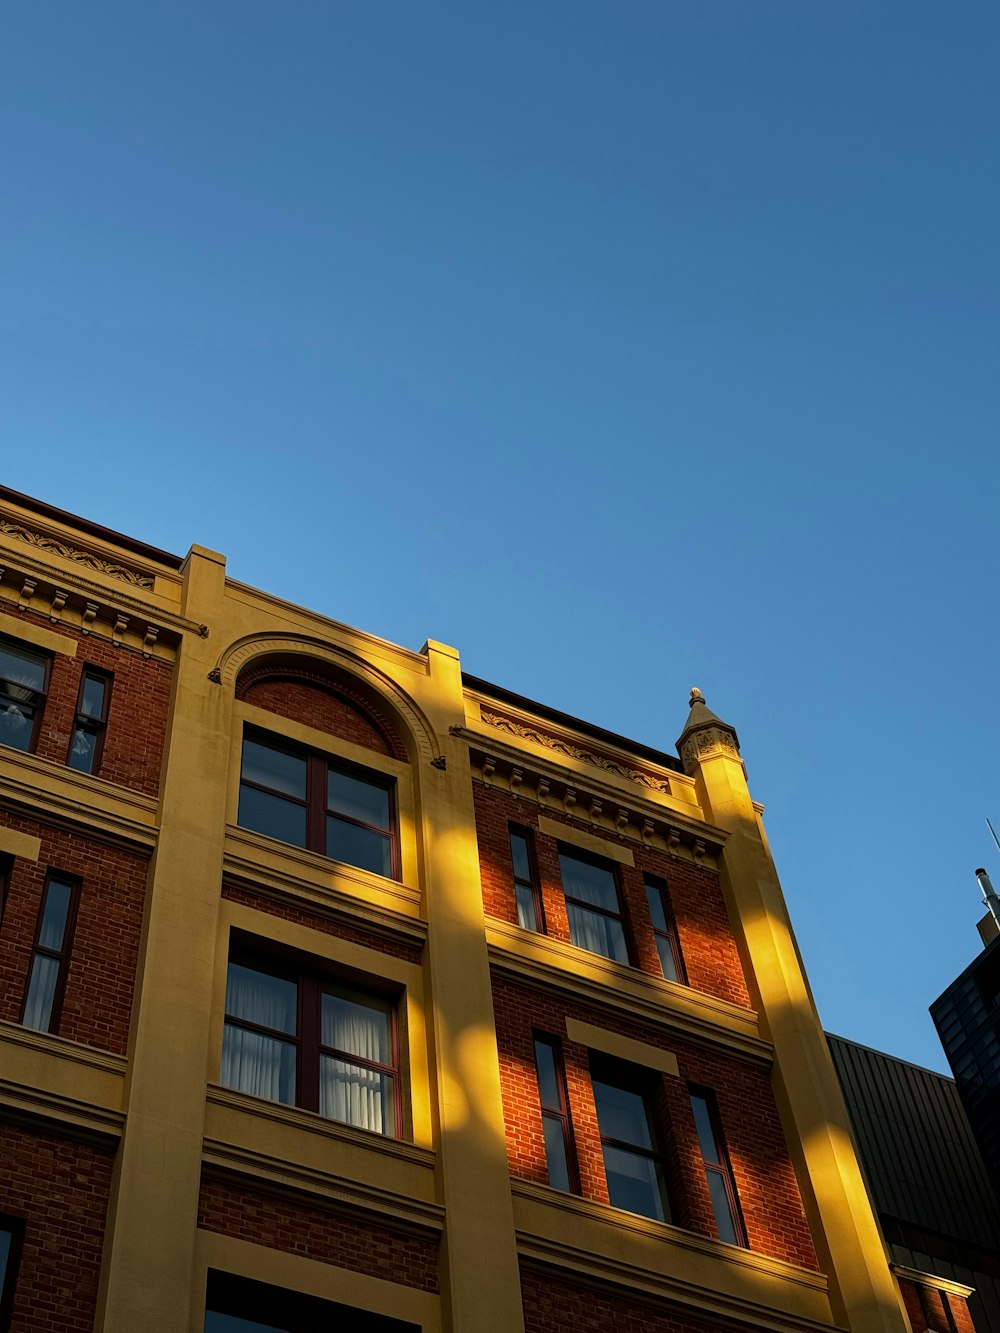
[197,1176,439,1293]
[493,972,818,1270]
[4,607,172,796]
[520,1267,756,1333]
[239,676,406,761]
[898,1276,976,1333]
[0,1122,114,1333]
[0,814,149,1054]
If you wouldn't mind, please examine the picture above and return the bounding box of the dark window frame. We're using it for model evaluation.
[533,1031,578,1193]
[0,1214,25,1333]
[644,875,686,984]
[510,825,545,933]
[590,1054,671,1223]
[222,945,403,1138]
[557,845,632,966]
[67,665,113,775]
[0,636,51,755]
[20,871,80,1034]
[239,728,399,879]
[204,1268,421,1332]
[689,1086,747,1247]
[0,854,12,930]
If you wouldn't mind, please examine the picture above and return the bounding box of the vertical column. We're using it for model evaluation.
[677,690,907,1333]
[417,641,526,1333]
[98,546,230,1333]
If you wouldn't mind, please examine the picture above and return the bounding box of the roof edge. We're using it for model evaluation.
[0,484,184,570]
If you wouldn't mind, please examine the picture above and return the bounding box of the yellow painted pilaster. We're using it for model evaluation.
[678,695,907,1333]
[97,545,231,1333]
[418,640,526,1333]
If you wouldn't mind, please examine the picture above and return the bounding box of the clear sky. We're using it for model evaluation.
[3,2,998,1072]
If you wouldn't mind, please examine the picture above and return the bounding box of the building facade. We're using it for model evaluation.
[0,485,974,1333]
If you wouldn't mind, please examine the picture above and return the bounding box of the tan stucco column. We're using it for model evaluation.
[677,690,908,1333]
[97,546,231,1333]
[417,641,526,1333]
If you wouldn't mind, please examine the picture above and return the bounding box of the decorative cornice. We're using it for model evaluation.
[0,517,155,588]
[480,708,673,794]
[678,723,743,774]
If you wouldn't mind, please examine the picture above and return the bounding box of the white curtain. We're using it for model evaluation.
[320,995,390,1133]
[221,964,296,1105]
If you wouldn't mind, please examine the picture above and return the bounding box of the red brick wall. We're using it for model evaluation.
[222,885,423,966]
[898,1276,976,1333]
[473,785,750,1009]
[494,977,818,1271]
[4,609,172,796]
[520,1269,739,1333]
[240,677,405,761]
[198,1177,438,1293]
[0,1122,114,1333]
[0,814,148,1054]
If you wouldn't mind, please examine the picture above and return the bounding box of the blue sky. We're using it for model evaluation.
[3,2,998,1071]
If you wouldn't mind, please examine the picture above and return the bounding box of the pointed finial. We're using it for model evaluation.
[676,685,740,774]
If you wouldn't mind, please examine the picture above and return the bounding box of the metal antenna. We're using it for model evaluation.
[988,817,1000,856]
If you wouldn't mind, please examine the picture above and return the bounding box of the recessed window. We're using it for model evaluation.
[558,849,629,964]
[510,827,543,932]
[67,667,112,774]
[644,877,685,984]
[533,1034,576,1192]
[690,1088,746,1246]
[21,872,79,1033]
[0,639,49,754]
[238,730,397,878]
[221,949,400,1136]
[0,1216,25,1333]
[204,1270,419,1332]
[591,1060,670,1222]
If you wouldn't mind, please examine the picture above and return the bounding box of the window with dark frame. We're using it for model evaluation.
[510,826,544,933]
[591,1057,671,1223]
[533,1033,576,1192]
[644,876,686,984]
[0,638,49,755]
[557,848,630,965]
[238,730,397,879]
[689,1087,746,1246]
[67,667,112,775]
[221,948,401,1137]
[21,872,79,1034]
[204,1269,420,1332]
[0,1215,25,1333]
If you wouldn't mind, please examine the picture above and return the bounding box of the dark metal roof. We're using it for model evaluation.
[828,1033,1000,1252]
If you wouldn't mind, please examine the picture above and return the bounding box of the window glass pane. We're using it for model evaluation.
[0,698,36,751]
[326,769,390,830]
[205,1315,289,1333]
[0,1226,11,1289]
[221,1024,296,1105]
[566,904,629,964]
[321,989,390,1064]
[0,642,46,692]
[654,936,680,984]
[241,738,307,798]
[542,1114,571,1192]
[38,879,73,950]
[326,816,391,877]
[320,1056,393,1134]
[593,1079,654,1149]
[707,1170,739,1244]
[68,726,98,773]
[80,675,107,718]
[515,883,538,932]
[23,954,60,1031]
[602,1144,666,1221]
[534,1040,561,1108]
[645,884,668,931]
[238,786,307,848]
[690,1094,720,1162]
[559,853,619,912]
[226,962,297,1033]
[510,832,531,882]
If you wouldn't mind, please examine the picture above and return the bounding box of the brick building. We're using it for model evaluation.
[0,485,973,1333]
